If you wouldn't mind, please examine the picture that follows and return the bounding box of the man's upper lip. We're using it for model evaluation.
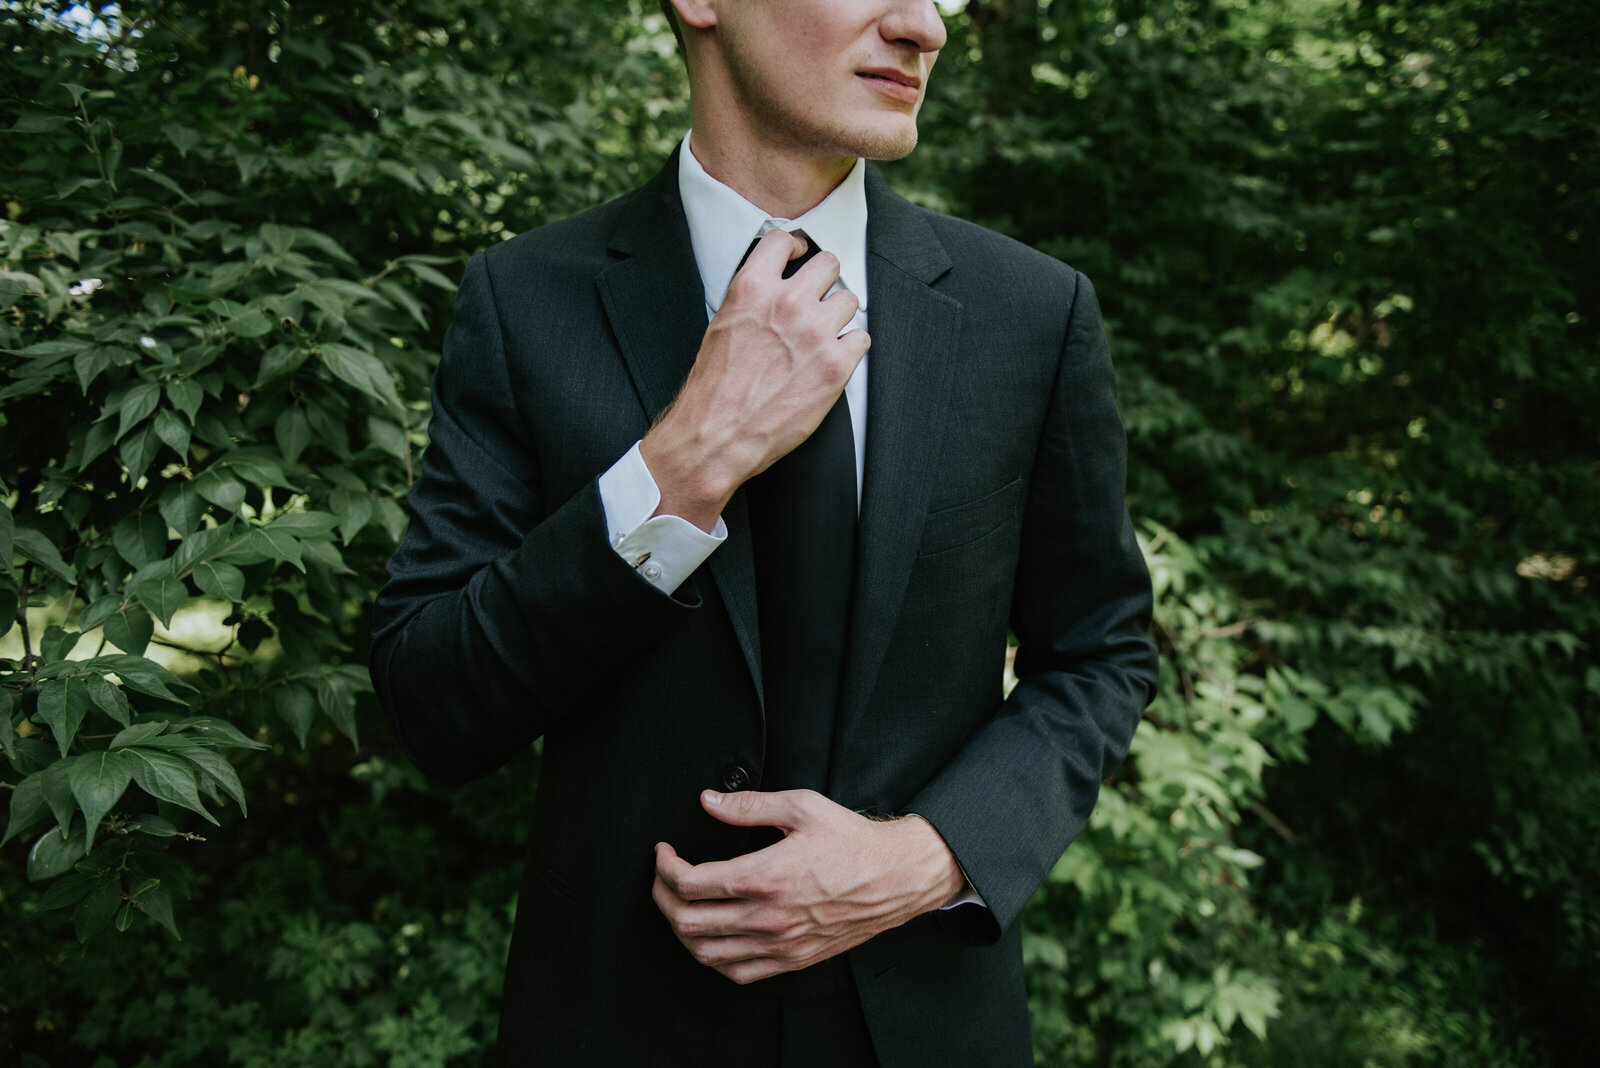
[858,67,921,89]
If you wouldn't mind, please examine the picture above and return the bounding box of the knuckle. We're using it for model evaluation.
[774,291,804,319]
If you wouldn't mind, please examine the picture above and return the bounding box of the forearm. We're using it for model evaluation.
[371,480,698,785]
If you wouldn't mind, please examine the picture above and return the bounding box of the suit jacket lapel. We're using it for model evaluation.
[596,150,764,704]
[832,167,962,782]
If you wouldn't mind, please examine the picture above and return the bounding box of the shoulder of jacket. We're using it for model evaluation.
[477,184,647,277]
[920,209,1080,285]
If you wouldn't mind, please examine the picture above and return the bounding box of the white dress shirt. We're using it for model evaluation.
[598,131,869,590]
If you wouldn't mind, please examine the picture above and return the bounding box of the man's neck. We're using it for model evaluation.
[686,126,856,221]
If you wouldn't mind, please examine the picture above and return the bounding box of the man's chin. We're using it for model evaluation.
[851,122,921,162]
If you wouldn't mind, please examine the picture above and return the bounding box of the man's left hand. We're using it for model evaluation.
[652,789,966,984]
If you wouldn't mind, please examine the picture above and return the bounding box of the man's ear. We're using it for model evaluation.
[668,0,717,31]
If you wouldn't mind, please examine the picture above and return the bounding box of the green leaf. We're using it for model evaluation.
[196,469,246,512]
[376,158,425,192]
[162,122,201,157]
[11,112,72,133]
[275,685,314,747]
[39,870,95,911]
[29,820,87,881]
[113,511,169,569]
[153,409,191,461]
[225,448,296,490]
[74,347,112,392]
[316,673,359,748]
[76,420,116,471]
[104,606,155,656]
[13,527,74,584]
[260,223,295,254]
[39,624,82,663]
[86,674,132,728]
[170,521,238,574]
[35,678,88,758]
[236,151,268,185]
[367,416,408,460]
[69,748,136,847]
[110,721,168,749]
[72,877,122,943]
[249,526,304,571]
[0,501,13,580]
[275,406,312,466]
[159,480,206,536]
[128,813,177,837]
[120,424,158,484]
[374,498,408,544]
[405,261,459,292]
[79,595,119,631]
[2,760,66,846]
[176,747,248,815]
[0,581,16,640]
[192,560,245,602]
[166,716,265,750]
[125,747,217,825]
[319,343,403,410]
[130,876,160,898]
[44,230,81,262]
[135,570,188,628]
[117,381,162,441]
[375,279,428,329]
[131,166,195,204]
[225,312,274,338]
[301,539,352,575]
[256,343,311,387]
[166,379,204,422]
[86,654,196,703]
[267,511,340,538]
[138,884,182,939]
[329,487,373,544]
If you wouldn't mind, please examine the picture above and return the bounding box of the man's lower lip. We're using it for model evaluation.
[859,75,919,104]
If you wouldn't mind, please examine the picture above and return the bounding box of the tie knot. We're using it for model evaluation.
[737,227,823,281]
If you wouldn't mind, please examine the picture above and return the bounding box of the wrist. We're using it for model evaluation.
[638,422,739,532]
[892,814,967,913]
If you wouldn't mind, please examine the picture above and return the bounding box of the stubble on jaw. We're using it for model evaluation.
[719,45,926,164]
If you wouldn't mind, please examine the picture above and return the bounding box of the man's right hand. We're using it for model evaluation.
[638,228,869,532]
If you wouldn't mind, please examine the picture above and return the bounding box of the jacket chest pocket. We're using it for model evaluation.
[916,478,1024,558]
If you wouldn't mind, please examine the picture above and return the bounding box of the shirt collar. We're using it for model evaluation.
[677,130,869,315]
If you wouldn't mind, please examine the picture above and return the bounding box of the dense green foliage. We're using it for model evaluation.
[3,0,1594,1064]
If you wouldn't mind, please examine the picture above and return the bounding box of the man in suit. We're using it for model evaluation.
[369,0,1157,1063]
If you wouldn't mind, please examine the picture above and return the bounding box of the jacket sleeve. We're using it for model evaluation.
[368,252,697,786]
[908,270,1158,942]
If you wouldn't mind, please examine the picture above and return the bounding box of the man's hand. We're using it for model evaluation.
[639,228,870,531]
[652,789,966,985]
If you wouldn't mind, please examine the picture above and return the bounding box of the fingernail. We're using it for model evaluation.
[704,790,723,806]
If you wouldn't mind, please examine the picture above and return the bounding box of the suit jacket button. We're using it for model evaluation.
[719,764,751,792]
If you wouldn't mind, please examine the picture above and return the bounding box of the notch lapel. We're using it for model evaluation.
[831,168,963,783]
[595,152,764,704]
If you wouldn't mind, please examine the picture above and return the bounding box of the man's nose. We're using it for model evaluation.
[880,0,948,54]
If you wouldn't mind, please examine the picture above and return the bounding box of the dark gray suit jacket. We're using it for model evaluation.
[369,150,1158,1066]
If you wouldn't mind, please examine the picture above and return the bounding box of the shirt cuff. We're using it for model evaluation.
[598,441,726,593]
[900,810,989,911]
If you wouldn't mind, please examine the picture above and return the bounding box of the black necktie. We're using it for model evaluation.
[737,229,856,794]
